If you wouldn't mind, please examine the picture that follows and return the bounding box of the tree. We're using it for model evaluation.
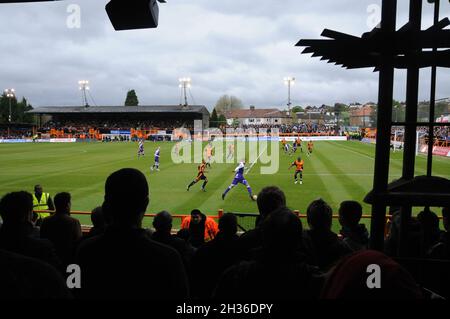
[210,108,218,127]
[214,95,243,114]
[218,114,227,126]
[392,99,405,122]
[291,105,303,114]
[0,94,34,124]
[124,90,139,106]
[334,103,348,113]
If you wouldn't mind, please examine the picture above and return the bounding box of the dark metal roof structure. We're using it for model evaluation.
[297,22,450,70]
[297,0,450,255]
[28,105,209,115]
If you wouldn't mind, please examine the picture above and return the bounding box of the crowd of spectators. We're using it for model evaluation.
[41,119,191,134]
[0,168,449,300]
[226,123,339,135]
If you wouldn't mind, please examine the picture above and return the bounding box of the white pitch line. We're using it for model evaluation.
[246,145,268,174]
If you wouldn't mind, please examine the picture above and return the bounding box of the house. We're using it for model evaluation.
[223,106,291,126]
[349,104,374,127]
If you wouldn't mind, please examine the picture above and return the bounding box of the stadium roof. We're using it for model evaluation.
[28,105,209,115]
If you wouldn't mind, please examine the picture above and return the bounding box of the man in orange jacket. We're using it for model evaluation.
[181,209,218,248]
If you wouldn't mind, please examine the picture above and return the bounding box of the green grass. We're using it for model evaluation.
[0,140,448,231]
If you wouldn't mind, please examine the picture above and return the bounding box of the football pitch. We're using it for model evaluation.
[0,140,449,230]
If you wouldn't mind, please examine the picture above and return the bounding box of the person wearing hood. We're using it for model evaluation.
[338,201,369,251]
[181,209,218,248]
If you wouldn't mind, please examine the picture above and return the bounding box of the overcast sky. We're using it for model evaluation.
[0,0,449,110]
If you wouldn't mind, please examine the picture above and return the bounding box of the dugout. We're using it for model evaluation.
[28,105,210,133]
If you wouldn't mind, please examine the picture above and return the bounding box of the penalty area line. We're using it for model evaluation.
[246,145,268,174]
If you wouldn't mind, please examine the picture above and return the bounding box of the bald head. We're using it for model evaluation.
[103,168,149,225]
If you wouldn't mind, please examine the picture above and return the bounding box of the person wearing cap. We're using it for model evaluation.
[32,185,54,223]
[180,209,218,248]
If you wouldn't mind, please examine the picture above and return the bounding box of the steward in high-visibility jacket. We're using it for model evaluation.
[32,185,54,220]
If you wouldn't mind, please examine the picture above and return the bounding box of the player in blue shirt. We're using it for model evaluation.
[221,161,255,201]
[151,147,160,171]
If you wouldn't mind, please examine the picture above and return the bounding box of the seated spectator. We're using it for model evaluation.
[213,207,323,300]
[321,250,423,299]
[75,168,188,299]
[303,198,351,270]
[417,207,442,254]
[428,207,450,259]
[191,213,241,299]
[40,192,82,266]
[0,191,62,271]
[151,211,195,268]
[0,249,72,299]
[180,209,218,248]
[338,201,369,251]
[237,186,286,258]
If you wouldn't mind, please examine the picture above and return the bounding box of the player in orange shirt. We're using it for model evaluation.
[187,160,208,192]
[296,137,303,153]
[307,141,314,156]
[205,144,213,168]
[289,157,304,184]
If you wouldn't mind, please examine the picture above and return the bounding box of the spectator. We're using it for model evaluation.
[417,207,442,254]
[237,186,286,258]
[384,208,425,258]
[75,168,188,299]
[151,211,195,268]
[32,184,55,225]
[338,201,369,251]
[40,192,82,266]
[0,249,72,299]
[191,213,241,299]
[0,191,62,271]
[88,206,108,238]
[303,198,351,270]
[214,207,323,300]
[180,209,218,248]
[428,207,450,259]
[321,250,423,299]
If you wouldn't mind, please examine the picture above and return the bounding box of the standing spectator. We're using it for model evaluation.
[180,209,218,248]
[0,191,62,271]
[338,201,369,251]
[0,249,72,299]
[76,168,188,299]
[40,192,82,266]
[191,213,241,299]
[152,211,195,269]
[214,208,323,300]
[303,198,351,270]
[32,185,54,224]
[321,250,423,299]
[428,207,450,259]
[417,207,442,254]
[237,186,286,258]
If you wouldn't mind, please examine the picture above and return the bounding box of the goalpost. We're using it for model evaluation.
[390,129,427,156]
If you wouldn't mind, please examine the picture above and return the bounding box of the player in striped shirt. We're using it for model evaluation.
[150,147,160,171]
[137,139,145,158]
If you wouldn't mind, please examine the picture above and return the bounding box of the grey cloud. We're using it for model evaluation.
[0,0,449,110]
